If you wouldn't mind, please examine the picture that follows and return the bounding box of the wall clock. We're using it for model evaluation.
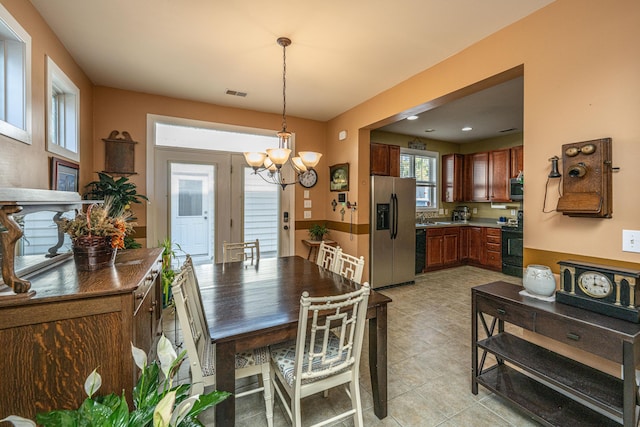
[298,169,318,188]
[556,260,640,322]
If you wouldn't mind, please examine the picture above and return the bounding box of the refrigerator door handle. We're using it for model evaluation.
[392,193,398,240]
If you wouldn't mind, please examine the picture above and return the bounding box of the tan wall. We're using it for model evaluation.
[0,0,94,189]
[93,87,327,255]
[327,0,640,272]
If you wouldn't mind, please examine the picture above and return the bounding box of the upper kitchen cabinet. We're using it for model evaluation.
[463,149,511,202]
[442,153,464,203]
[510,145,524,178]
[370,142,400,176]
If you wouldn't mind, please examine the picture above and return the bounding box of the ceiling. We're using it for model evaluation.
[377,75,524,142]
[30,0,550,128]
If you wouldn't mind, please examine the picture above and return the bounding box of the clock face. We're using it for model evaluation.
[299,169,318,188]
[577,271,613,298]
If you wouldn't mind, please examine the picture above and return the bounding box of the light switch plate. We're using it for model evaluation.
[304,211,311,219]
[623,230,640,253]
[304,200,312,208]
[304,190,309,199]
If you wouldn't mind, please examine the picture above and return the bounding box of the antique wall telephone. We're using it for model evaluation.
[553,137,613,218]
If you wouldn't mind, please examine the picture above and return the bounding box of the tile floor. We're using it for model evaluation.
[163,265,543,426]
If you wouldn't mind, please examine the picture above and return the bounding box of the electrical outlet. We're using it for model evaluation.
[438,208,444,215]
[511,209,517,216]
[473,208,478,214]
[623,230,640,253]
[304,211,311,219]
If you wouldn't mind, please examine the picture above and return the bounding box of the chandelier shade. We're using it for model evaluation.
[242,36,322,189]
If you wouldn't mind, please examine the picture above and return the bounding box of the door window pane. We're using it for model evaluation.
[178,179,203,216]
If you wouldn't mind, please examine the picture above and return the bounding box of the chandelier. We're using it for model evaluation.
[243,37,322,190]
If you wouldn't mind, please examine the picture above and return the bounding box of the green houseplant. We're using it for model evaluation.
[1,335,229,427]
[159,238,183,308]
[308,223,329,241]
[84,172,149,249]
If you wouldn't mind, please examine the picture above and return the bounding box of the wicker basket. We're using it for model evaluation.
[72,236,116,271]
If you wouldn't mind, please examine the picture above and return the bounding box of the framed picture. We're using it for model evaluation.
[329,163,349,192]
[51,157,79,192]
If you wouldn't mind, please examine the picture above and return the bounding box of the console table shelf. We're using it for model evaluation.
[472,281,640,426]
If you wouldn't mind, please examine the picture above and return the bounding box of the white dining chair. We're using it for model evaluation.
[269,283,371,427]
[171,267,274,426]
[223,239,260,264]
[335,251,366,284]
[315,241,340,271]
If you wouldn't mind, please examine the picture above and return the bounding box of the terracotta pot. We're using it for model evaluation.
[72,236,116,271]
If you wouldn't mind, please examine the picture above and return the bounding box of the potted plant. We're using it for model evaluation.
[159,238,183,308]
[61,197,134,271]
[84,172,149,249]
[308,223,329,241]
[1,335,229,427]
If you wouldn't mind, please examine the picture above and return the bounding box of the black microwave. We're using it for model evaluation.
[509,178,523,201]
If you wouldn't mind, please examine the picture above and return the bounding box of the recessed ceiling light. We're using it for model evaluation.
[461,126,473,132]
[406,115,419,121]
[424,129,435,133]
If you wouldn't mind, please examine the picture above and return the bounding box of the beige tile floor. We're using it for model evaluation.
[163,265,543,427]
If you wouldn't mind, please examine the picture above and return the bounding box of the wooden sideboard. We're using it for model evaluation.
[472,281,640,426]
[0,248,163,420]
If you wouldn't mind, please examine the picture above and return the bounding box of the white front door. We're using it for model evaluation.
[170,163,213,260]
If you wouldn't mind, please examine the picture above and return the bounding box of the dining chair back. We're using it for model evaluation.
[172,265,274,426]
[180,255,209,333]
[223,239,260,264]
[270,282,371,427]
[315,241,341,271]
[335,252,366,284]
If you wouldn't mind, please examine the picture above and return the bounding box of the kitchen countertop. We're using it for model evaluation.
[415,218,508,229]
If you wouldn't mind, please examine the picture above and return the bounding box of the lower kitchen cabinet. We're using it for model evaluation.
[473,281,637,426]
[0,248,163,420]
[423,225,501,272]
[426,227,460,270]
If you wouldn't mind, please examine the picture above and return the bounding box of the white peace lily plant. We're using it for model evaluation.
[1,335,229,427]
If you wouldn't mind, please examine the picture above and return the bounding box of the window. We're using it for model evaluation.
[400,148,438,210]
[0,3,31,144]
[47,56,79,161]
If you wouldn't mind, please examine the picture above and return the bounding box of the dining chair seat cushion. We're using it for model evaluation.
[270,333,350,386]
[201,339,270,376]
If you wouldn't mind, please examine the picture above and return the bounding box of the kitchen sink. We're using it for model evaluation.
[434,221,452,225]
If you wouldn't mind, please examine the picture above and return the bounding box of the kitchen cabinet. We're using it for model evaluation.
[0,248,163,420]
[441,153,464,202]
[370,142,400,177]
[467,226,484,265]
[473,281,637,426]
[463,148,516,202]
[459,227,469,261]
[510,145,524,178]
[464,152,489,201]
[484,228,502,271]
[426,227,460,270]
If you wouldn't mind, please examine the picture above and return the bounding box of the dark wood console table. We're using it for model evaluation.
[0,248,163,420]
[472,281,640,426]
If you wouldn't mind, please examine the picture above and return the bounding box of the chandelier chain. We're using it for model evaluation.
[281,40,287,133]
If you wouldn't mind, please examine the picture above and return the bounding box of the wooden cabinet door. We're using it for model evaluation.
[426,229,444,268]
[468,227,484,264]
[510,145,524,178]
[489,149,511,202]
[459,227,469,261]
[465,152,489,201]
[442,154,464,202]
[134,288,156,360]
[370,143,390,176]
[443,227,460,266]
[389,145,400,177]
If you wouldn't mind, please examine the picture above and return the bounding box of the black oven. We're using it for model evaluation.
[502,225,523,277]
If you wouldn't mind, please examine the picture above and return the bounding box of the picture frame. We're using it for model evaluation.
[51,157,79,192]
[329,163,349,192]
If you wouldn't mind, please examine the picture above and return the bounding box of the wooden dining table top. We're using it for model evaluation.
[199,255,391,345]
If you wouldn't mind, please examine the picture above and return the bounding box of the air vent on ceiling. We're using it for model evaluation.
[499,127,518,133]
[225,89,247,97]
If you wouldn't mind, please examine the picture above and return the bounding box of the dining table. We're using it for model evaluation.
[197,255,392,426]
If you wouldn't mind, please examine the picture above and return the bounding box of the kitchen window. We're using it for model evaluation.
[400,148,438,210]
[46,56,79,161]
[0,3,32,144]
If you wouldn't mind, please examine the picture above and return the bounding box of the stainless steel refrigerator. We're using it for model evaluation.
[370,176,416,289]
